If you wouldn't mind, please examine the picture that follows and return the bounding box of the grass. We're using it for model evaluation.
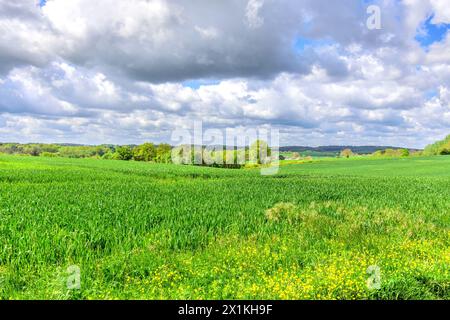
[0,154,449,299]
[280,155,450,177]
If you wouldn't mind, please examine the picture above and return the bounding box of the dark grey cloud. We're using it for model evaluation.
[0,0,418,82]
[41,0,310,83]
[0,0,55,75]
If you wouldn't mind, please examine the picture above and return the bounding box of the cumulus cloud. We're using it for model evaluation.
[429,0,450,24]
[38,0,311,82]
[245,0,265,29]
[0,0,55,75]
[0,0,449,147]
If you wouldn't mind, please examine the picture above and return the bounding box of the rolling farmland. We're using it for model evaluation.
[0,155,449,299]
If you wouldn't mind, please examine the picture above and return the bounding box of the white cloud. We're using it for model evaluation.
[430,0,450,24]
[195,26,219,39]
[426,33,450,64]
[0,0,449,147]
[37,0,307,82]
[0,0,55,74]
[245,0,265,29]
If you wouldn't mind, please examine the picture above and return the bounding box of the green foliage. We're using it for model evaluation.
[384,148,399,157]
[95,146,107,157]
[0,142,174,163]
[423,134,450,156]
[0,143,43,156]
[114,146,133,161]
[156,143,172,163]
[133,142,156,162]
[58,146,96,158]
[25,145,42,156]
[1,144,74,157]
[281,145,414,155]
[401,148,410,157]
[40,152,57,158]
[0,155,449,299]
[102,151,114,160]
[0,143,112,159]
[249,140,271,164]
[171,145,245,169]
[340,148,353,158]
[372,148,411,158]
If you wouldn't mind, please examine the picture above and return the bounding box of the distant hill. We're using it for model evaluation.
[280,146,421,155]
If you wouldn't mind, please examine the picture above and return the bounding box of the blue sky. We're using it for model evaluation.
[294,37,335,52]
[416,14,450,48]
[182,79,221,89]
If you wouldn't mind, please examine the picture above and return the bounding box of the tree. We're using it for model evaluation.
[31,146,41,156]
[401,149,410,157]
[19,145,41,156]
[133,143,156,162]
[114,146,133,161]
[95,146,107,157]
[340,148,353,158]
[26,146,42,157]
[249,140,271,164]
[102,151,114,160]
[383,148,397,157]
[372,150,384,157]
[423,134,450,155]
[156,143,172,163]
[291,152,301,159]
[171,145,191,164]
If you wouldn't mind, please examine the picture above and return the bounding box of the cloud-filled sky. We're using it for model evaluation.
[0,0,449,148]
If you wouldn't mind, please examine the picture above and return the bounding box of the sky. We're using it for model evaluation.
[0,0,449,148]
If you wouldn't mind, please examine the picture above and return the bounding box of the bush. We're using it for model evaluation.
[401,149,410,157]
[102,151,114,160]
[133,143,156,162]
[114,146,133,161]
[372,148,409,158]
[40,152,57,158]
[25,146,42,157]
[340,149,353,158]
[372,150,383,157]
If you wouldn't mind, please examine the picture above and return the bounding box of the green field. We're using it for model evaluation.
[0,155,449,299]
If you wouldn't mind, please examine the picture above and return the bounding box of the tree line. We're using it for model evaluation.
[0,142,172,163]
[170,140,273,169]
[423,134,450,156]
[339,148,413,158]
[0,140,273,168]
